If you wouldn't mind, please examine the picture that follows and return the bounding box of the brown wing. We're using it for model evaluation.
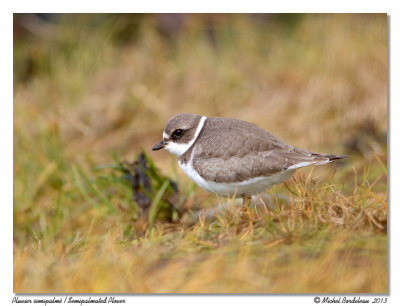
[191,117,326,183]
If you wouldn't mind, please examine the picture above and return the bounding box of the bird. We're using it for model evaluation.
[152,113,346,209]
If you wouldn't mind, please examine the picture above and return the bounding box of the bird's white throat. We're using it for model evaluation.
[165,116,207,157]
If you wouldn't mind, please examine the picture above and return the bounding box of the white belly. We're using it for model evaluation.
[178,160,295,197]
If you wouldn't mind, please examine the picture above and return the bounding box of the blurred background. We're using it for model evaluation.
[13,14,387,293]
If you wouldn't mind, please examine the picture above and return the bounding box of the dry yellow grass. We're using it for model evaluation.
[13,13,387,293]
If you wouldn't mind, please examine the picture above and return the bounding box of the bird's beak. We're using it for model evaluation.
[152,140,165,151]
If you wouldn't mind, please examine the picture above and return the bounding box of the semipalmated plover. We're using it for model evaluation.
[152,113,345,205]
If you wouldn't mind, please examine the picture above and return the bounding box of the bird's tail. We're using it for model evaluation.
[312,153,347,165]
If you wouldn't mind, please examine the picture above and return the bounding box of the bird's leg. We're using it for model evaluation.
[239,195,254,238]
[242,195,252,211]
[241,195,254,228]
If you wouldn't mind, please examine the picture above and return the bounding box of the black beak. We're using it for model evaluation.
[152,140,165,151]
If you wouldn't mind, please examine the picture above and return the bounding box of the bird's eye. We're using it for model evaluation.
[173,129,184,138]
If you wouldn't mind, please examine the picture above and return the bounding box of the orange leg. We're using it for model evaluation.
[242,195,253,230]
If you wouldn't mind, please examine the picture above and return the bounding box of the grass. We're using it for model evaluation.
[13,13,387,293]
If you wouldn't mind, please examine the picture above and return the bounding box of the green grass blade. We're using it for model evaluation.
[72,166,103,213]
[148,180,170,228]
